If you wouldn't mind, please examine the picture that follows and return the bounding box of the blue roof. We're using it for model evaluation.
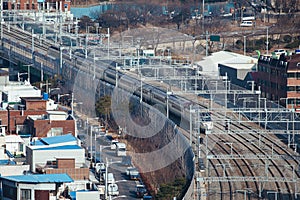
[70,191,76,200]
[35,145,82,151]
[5,150,14,158]
[32,134,77,146]
[70,190,91,200]
[0,159,16,165]
[1,173,73,183]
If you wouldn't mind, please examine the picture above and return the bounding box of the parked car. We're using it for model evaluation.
[273,49,287,56]
[136,184,148,198]
[240,21,253,27]
[104,173,115,184]
[108,183,119,196]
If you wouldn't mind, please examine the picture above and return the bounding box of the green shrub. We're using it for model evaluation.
[283,35,292,43]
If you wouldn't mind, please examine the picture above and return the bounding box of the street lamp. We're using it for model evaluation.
[189,105,197,145]
[266,26,269,55]
[243,35,246,56]
[17,72,28,82]
[266,25,275,55]
[86,117,99,164]
[23,64,33,83]
[166,90,173,118]
[105,158,122,200]
[40,80,52,94]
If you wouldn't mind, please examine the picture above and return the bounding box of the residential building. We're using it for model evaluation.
[255,52,300,111]
[3,96,73,137]
[2,0,71,12]
[0,173,73,200]
[26,134,89,180]
[0,81,41,109]
[0,146,30,176]
[4,134,25,157]
[27,110,75,138]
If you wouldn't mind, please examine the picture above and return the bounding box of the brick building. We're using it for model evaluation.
[255,53,300,111]
[2,0,71,12]
[27,110,75,138]
[3,96,75,138]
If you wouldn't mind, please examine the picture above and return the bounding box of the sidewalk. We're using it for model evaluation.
[85,159,99,183]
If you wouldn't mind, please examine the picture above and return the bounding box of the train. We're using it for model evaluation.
[2,23,211,131]
[47,45,214,132]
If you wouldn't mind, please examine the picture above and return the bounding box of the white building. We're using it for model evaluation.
[26,134,85,173]
[196,51,257,77]
[0,81,41,108]
[4,134,25,156]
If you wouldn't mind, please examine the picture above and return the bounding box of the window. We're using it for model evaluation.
[287,86,296,91]
[287,73,296,78]
[21,189,31,200]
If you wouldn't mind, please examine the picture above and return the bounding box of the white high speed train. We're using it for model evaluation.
[48,46,213,131]
[101,66,213,131]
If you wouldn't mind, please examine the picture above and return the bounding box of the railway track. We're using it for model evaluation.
[2,20,300,200]
[207,109,300,199]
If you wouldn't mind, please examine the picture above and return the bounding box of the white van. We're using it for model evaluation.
[240,21,253,27]
[116,142,126,156]
[104,172,115,184]
[111,140,118,150]
[108,183,119,196]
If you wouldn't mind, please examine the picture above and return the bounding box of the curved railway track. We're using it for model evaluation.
[210,109,299,199]
[2,21,300,200]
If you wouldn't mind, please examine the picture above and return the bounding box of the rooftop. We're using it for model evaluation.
[34,145,82,151]
[20,97,45,101]
[31,134,77,146]
[0,173,73,183]
[197,51,257,73]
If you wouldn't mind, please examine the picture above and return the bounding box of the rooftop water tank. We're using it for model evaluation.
[43,92,49,100]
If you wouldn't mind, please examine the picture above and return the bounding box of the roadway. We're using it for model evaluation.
[76,118,141,200]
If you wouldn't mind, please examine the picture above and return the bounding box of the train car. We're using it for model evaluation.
[100,63,214,132]
[199,112,213,131]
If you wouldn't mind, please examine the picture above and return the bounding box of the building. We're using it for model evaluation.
[0,173,73,200]
[0,144,30,176]
[4,134,25,157]
[0,81,41,109]
[197,51,257,87]
[2,95,73,137]
[27,110,75,138]
[2,0,71,12]
[26,134,88,180]
[255,52,300,111]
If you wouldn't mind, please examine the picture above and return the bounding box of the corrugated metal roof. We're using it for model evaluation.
[35,145,82,151]
[38,134,77,145]
[30,140,45,146]
[0,159,16,165]
[1,173,73,183]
